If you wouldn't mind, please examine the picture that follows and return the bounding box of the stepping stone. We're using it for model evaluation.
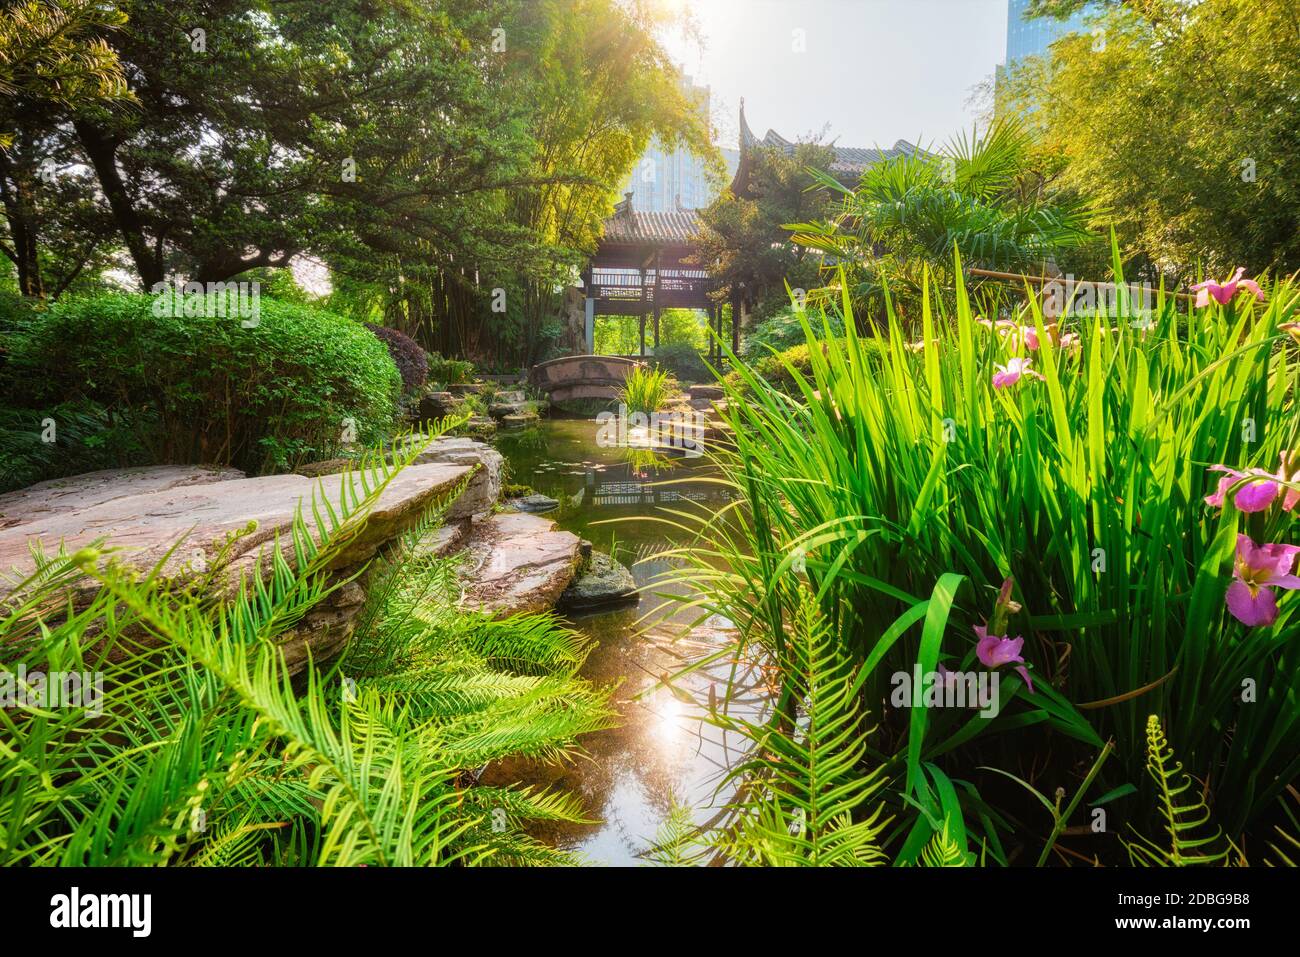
[461,416,497,437]
[501,412,539,429]
[417,391,457,420]
[560,551,637,611]
[488,400,527,418]
[688,384,725,402]
[457,512,581,618]
[509,493,559,513]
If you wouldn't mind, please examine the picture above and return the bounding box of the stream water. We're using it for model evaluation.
[484,418,768,866]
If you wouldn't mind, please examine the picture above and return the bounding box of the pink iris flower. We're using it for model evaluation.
[1225,534,1300,627]
[1205,453,1300,513]
[974,625,1034,692]
[992,356,1044,389]
[1190,267,1265,308]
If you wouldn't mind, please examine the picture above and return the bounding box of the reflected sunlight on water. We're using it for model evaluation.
[480,418,769,865]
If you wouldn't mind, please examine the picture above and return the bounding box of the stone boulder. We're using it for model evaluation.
[400,435,503,520]
[458,512,581,618]
[417,391,457,421]
[0,465,243,529]
[559,551,637,611]
[508,492,559,514]
[500,412,539,429]
[300,436,503,522]
[0,461,475,671]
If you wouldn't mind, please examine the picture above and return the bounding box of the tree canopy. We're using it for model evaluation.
[1002,0,1300,278]
[1,0,712,366]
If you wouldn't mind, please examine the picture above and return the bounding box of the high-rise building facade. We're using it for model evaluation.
[1005,0,1093,67]
[622,73,729,213]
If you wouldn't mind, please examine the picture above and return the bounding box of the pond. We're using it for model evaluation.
[484,417,768,866]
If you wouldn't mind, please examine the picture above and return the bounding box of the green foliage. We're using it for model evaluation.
[666,246,1298,846]
[1002,0,1300,276]
[919,821,971,867]
[426,353,476,388]
[1124,716,1231,866]
[0,0,131,148]
[0,399,152,493]
[707,594,890,866]
[0,434,612,866]
[791,118,1095,320]
[741,304,844,362]
[696,140,836,327]
[652,341,711,383]
[618,365,675,415]
[2,293,401,474]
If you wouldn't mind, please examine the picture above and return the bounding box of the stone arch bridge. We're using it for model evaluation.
[528,355,644,403]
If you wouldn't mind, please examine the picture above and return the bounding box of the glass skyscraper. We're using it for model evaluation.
[1005,0,1093,66]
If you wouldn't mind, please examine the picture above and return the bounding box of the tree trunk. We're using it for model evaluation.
[73,119,163,290]
[0,153,46,298]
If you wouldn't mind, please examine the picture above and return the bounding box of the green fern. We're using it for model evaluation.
[1124,715,1230,866]
[710,591,890,866]
[920,820,971,867]
[1263,786,1300,867]
[0,427,612,867]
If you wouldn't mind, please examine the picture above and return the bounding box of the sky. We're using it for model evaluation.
[658,0,1009,152]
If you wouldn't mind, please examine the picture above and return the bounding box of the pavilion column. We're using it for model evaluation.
[652,250,661,355]
[639,311,646,357]
[584,297,594,354]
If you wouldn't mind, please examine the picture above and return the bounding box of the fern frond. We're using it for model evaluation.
[1124,715,1229,866]
[716,591,890,866]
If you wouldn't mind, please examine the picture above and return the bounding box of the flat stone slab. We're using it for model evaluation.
[688,384,725,401]
[500,412,539,429]
[508,493,559,513]
[560,551,637,611]
[298,436,502,521]
[0,461,473,597]
[458,511,581,618]
[0,465,244,530]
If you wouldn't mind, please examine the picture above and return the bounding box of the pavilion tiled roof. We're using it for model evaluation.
[601,197,702,245]
[737,99,922,178]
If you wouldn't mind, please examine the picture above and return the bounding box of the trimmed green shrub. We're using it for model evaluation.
[725,342,817,397]
[365,323,428,396]
[2,293,401,474]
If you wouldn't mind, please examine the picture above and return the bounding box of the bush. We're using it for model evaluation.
[652,341,712,383]
[724,342,823,397]
[2,293,401,474]
[365,323,428,395]
[741,305,844,362]
[426,352,475,387]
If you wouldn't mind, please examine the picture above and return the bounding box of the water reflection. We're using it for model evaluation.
[484,419,767,865]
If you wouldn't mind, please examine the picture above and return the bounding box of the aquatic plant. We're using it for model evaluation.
[618,365,675,415]
[658,243,1298,852]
